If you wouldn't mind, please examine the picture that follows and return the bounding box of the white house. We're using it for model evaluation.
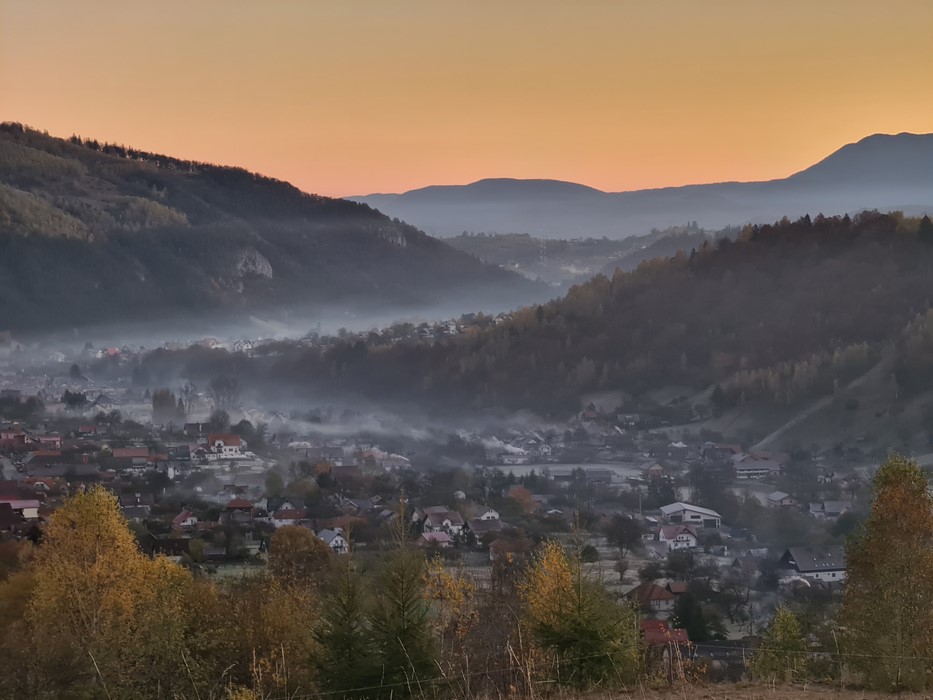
[733,453,784,480]
[208,433,244,459]
[779,547,846,582]
[424,509,465,537]
[657,524,699,551]
[477,507,500,521]
[172,509,198,529]
[659,502,722,529]
[808,501,852,520]
[318,528,349,554]
[272,508,307,528]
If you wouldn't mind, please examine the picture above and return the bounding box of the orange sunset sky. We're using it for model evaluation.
[2,1,932,198]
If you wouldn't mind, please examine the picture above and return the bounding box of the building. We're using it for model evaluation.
[659,502,722,529]
[657,524,699,551]
[172,509,198,529]
[628,582,676,613]
[779,547,846,582]
[207,434,244,459]
[808,501,852,520]
[766,491,795,507]
[733,453,784,480]
[418,531,452,549]
[318,528,349,554]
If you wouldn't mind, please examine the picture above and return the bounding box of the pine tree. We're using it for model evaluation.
[918,215,933,245]
[369,541,435,696]
[315,560,376,698]
[841,453,933,690]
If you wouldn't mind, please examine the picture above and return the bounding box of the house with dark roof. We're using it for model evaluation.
[418,531,452,549]
[659,502,722,529]
[779,546,846,582]
[766,491,795,507]
[318,528,349,554]
[121,505,151,522]
[808,501,853,520]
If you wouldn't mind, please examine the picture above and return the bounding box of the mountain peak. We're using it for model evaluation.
[351,132,933,238]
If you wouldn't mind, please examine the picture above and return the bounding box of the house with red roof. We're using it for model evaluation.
[172,509,198,529]
[627,581,676,613]
[641,619,689,646]
[207,434,244,459]
[272,508,308,528]
[657,524,699,551]
[225,497,253,512]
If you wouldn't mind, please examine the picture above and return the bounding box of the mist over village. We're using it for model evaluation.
[1,2,932,699]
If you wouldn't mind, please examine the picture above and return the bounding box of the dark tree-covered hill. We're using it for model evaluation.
[0,123,540,332]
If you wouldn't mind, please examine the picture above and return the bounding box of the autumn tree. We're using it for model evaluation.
[521,540,641,689]
[841,453,933,690]
[268,525,336,587]
[23,486,208,697]
[217,575,320,696]
[423,557,477,682]
[749,606,807,682]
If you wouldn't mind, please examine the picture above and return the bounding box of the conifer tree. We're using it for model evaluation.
[368,513,436,696]
[315,560,376,698]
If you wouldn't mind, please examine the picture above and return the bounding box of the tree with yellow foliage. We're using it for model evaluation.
[268,524,336,587]
[423,556,477,684]
[23,486,210,697]
[521,540,642,689]
[841,453,933,690]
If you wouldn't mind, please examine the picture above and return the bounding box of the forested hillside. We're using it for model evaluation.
[445,225,716,287]
[0,123,539,332]
[139,212,933,415]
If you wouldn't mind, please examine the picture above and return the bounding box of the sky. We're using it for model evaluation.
[2,1,932,198]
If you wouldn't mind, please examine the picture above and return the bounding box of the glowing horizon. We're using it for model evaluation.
[2,1,932,198]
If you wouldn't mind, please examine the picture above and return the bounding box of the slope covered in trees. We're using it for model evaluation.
[183,210,924,413]
[145,211,933,415]
[0,123,540,332]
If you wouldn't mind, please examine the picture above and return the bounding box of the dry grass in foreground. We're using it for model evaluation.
[565,685,925,700]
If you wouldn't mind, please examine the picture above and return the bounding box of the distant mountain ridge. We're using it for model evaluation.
[0,124,540,333]
[351,133,933,238]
